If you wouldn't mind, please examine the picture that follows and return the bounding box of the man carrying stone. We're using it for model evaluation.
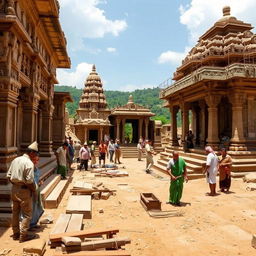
[166,151,188,206]
[7,142,39,242]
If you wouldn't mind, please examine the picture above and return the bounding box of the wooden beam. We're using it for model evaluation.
[49,229,119,243]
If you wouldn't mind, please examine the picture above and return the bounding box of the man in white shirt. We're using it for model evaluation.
[137,141,143,161]
[56,142,68,179]
[203,146,219,196]
[79,143,90,171]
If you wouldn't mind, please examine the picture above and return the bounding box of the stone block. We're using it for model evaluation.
[252,234,256,249]
[61,236,81,246]
[23,239,46,255]
[101,192,111,200]
[243,173,256,183]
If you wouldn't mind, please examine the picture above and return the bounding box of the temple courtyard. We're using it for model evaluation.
[0,156,255,256]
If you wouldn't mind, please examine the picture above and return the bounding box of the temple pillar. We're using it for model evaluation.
[170,106,179,146]
[84,127,88,143]
[116,118,120,140]
[121,118,126,143]
[100,127,103,142]
[205,94,221,149]
[229,92,247,150]
[39,101,54,156]
[180,102,189,145]
[20,90,40,152]
[138,118,143,140]
[247,96,256,138]
[145,118,149,140]
[191,104,197,145]
[199,100,206,147]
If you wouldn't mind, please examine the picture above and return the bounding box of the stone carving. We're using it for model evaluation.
[6,0,15,15]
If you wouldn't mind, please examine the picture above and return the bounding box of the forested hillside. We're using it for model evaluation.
[54,86,171,124]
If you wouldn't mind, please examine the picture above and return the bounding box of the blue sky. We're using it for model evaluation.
[57,0,256,91]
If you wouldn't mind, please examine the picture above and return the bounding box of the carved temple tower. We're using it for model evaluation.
[75,65,111,143]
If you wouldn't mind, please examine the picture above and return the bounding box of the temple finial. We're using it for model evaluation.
[128,95,134,104]
[92,64,96,72]
[223,6,231,16]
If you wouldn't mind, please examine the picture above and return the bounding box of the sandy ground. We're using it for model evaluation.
[0,156,256,256]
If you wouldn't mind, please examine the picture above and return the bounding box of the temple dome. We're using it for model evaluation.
[173,6,255,81]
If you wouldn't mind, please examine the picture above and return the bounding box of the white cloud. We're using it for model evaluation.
[107,47,116,53]
[56,63,93,88]
[59,0,127,51]
[158,50,186,66]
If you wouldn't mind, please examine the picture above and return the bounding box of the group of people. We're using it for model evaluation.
[55,138,123,176]
[166,146,232,206]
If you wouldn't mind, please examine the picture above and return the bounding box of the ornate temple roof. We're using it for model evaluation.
[111,95,155,117]
[79,65,108,109]
[173,6,256,81]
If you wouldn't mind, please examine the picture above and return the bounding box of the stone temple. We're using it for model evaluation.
[153,6,256,178]
[73,65,159,146]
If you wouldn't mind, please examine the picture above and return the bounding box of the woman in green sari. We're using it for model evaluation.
[166,151,188,206]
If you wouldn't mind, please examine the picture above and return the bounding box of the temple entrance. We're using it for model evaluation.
[125,119,139,143]
[89,129,98,143]
[124,123,133,143]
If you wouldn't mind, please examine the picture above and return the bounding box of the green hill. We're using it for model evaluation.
[54,85,171,124]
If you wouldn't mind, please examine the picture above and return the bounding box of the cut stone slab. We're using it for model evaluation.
[246,183,256,191]
[66,195,92,219]
[243,173,256,183]
[62,236,81,246]
[101,192,111,200]
[74,181,93,190]
[23,239,46,255]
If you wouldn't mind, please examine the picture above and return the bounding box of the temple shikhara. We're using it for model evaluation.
[73,65,156,144]
[153,6,256,177]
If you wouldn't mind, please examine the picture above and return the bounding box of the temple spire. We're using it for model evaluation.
[223,6,231,16]
[92,64,96,72]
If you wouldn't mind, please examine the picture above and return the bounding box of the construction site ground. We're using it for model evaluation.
[0,156,256,256]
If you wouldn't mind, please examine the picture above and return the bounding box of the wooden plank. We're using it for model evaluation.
[66,195,91,219]
[51,213,71,234]
[49,229,119,243]
[40,174,61,202]
[70,189,116,195]
[64,237,131,253]
[53,250,130,256]
[73,181,93,189]
[66,214,83,233]
[45,179,68,209]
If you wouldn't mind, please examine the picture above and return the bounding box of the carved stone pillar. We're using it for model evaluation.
[247,96,256,138]
[180,102,189,145]
[116,118,120,140]
[20,90,40,152]
[0,85,19,172]
[39,101,54,156]
[199,100,206,147]
[170,106,179,146]
[145,118,149,140]
[191,104,197,145]
[100,127,103,142]
[138,118,143,140]
[205,94,221,149]
[229,93,247,150]
[121,119,126,143]
[84,127,88,144]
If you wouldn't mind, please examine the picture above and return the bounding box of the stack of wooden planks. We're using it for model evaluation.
[49,229,131,255]
[66,195,92,219]
[50,213,83,248]
[43,176,71,209]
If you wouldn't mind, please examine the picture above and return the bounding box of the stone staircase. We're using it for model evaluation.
[151,145,256,180]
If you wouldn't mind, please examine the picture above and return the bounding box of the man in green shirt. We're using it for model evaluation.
[166,151,188,206]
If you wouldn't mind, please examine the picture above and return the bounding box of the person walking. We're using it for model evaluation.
[114,139,122,164]
[74,140,81,163]
[56,142,68,179]
[66,139,74,170]
[7,142,38,242]
[79,143,90,171]
[137,141,143,161]
[218,148,232,192]
[99,141,107,167]
[166,151,188,206]
[145,140,154,173]
[203,146,219,196]
[90,141,97,168]
[108,140,115,163]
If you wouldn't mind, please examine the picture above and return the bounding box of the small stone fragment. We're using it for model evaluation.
[252,234,256,249]
[99,208,104,213]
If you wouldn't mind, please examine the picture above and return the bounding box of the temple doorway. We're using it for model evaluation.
[89,129,98,143]
[124,123,133,144]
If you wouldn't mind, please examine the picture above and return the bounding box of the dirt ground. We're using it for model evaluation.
[0,156,256,256]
